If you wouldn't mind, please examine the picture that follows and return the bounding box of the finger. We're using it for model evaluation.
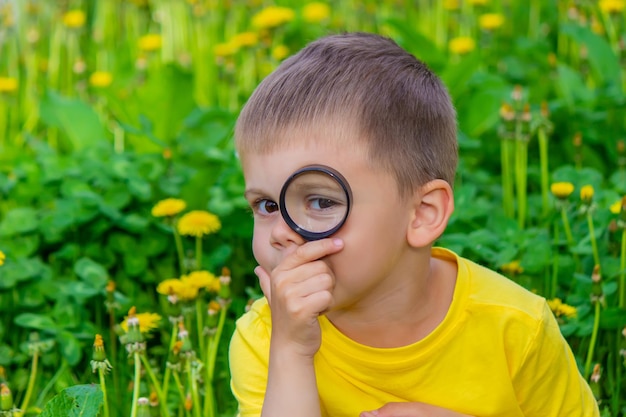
[255,266,272,303]
[278,238,344,271]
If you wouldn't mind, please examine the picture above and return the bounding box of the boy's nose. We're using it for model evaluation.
[270,215,306,250]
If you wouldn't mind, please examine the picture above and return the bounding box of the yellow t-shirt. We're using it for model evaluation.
[229,248,599,417]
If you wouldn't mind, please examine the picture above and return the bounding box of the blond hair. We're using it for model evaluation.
[235,32,458,196]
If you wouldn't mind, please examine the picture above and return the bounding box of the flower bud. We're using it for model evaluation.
[1,383,13,411]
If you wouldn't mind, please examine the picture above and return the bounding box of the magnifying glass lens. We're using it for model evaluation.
[280,166,352,240]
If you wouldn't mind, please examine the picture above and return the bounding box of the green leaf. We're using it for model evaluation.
[599,307,626,330]
[118,213,149,233]
[57,331,82,366]
[458,89,504,137]
[383,18,446,70]
[0,207,39,236]
[14,313,58,331]
[40,384,103,417]
[2,234,40,257]
[123,253,148,277]
[555,64,594,110]
[560,23,622,89]
[39,91,108,151]
[74,258,109,288]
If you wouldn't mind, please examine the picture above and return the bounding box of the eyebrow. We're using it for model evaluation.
[243,189,265,200]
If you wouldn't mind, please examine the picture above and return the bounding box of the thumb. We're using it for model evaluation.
[254,266,271,303]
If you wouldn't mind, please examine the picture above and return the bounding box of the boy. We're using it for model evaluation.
[229,32,598,417]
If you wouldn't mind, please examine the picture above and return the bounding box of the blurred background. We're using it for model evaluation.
[0,1,625,416]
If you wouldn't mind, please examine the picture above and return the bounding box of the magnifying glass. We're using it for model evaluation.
[279,165,353,241]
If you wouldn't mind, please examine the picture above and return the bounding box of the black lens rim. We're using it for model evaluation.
[279,164,352,241]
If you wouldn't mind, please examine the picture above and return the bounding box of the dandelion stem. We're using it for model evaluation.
[98,368,110,417]
[162,320,179,401]
[515,137,528,229]
[587,211,601,268]
[584,300,601,379]
[196,299,205,362]
[173,225,186,275]
[551,222,559,299]
[195,236,202,271]
[130,352,141,417]
[172,370,188,417]
[20,350,39,413]
[560,206,580,271]
[501,138,514,218]
[619,227,626,309]
[185,359,202,417]
[538,126,550,217]
[140,354,172,417]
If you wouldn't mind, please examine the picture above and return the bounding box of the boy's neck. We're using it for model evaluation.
[325,253,458,348]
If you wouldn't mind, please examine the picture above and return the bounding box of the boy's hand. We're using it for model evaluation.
[255,238,344,358]
[360,402,473,417]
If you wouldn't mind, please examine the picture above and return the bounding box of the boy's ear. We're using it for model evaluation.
[406,179,454,248]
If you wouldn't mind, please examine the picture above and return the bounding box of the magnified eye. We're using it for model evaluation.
[308,197,339,211]
[254,199,279,215]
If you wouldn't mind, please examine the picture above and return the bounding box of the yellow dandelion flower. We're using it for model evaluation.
[610,199,623,214]
[177,281,200,301]
[599,0,625,13]
[272,45,290,61]
[177,210,221,237]
[550,182,575,199]
[152,198,186,217]
[443,0,460,10]
[448,37,476,55]
[500,260,524,275]
[156,278,185,295]
[63,9,86,28]
[479,13,505,30]
[0,250,5,266]
[214,41,238,57]
[252,6,295,30]
[231,32,259,48]
[121,312,162,333]
[0,76,18,94]
[182,271,218,290]
[138,34,162,52]
[302,2,330,23]
[580,185,594,203]
[547,298,577,318]
[89,71,113,88]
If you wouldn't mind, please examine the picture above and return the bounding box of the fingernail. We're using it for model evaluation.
[332,238,344,247]
[254,266,261,276]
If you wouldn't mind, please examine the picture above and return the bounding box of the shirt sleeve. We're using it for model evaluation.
[228,299,271,417]
[512,302,600,416]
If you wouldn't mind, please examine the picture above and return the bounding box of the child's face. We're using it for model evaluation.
[241,135,417,310]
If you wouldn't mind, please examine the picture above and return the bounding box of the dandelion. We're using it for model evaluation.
[599,0,625,13]
[547,298,577,318]
[550,182,575,199]
[214,42,238,57]
[500,260,524,275]
[183,271,218,291]
[63,9,86,28]
[121,311,162,334]
[138,34,162,52]
[302,2,330,23]
[580,184,594,204]
[478,13,505,31]
[610,197,625,214]
[252,6,295,30]
[152,198,186,217]
[272,45,290,61]
[1,383,13,412]
[157,278,185,296]
[232,32,259,48]
[89,71,113,88]
[177,210,221,237]
[0,250,5,266]
[91,334,113,373]
[0,77,18,94]
[448,37,476,55]
[443,0,460,10]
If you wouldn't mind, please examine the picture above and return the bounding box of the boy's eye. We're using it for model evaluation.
[307,197,338,211]
[254,199,279,215]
